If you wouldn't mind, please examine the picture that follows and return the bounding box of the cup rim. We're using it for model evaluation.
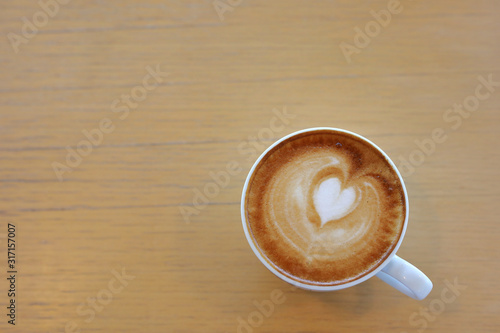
[240,127,410,291]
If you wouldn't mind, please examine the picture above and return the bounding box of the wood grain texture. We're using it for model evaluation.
[0,0,499,332]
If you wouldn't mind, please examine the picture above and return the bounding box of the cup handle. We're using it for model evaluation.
[376,255,433,300]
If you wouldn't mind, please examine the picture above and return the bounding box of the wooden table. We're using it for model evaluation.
[1,0,499,332]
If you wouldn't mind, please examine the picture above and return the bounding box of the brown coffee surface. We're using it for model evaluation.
[245,130,406,285]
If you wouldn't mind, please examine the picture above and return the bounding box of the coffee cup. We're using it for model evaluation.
[241,127,432,300]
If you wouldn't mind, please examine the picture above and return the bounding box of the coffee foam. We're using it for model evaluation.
[245,131,406,285]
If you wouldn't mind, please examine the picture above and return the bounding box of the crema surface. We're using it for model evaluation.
[245,131,406,285]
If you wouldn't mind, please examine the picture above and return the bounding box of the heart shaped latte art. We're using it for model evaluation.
[313,177,360,228]
[259,150,385,264]
[246,132,406,284]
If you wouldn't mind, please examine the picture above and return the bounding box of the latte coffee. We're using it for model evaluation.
[243,129,406,286]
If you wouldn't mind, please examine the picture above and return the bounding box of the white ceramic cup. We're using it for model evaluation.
[241,127,433,300]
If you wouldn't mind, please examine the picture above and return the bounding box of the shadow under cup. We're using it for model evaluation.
[241,128,409,291]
